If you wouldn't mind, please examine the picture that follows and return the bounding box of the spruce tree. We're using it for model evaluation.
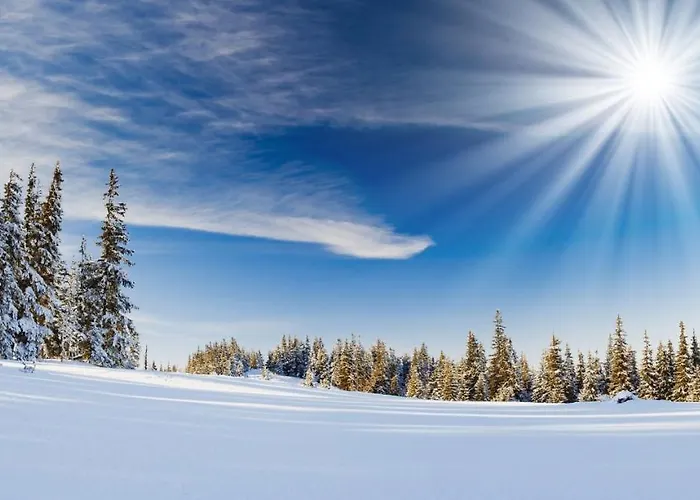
[608,315,631,395]
[688,366,700,402]
[1,170,51,363]
[563,344,577,403]
[579,352,603,402]
[369,339,390,394]
[534,336,566,403]
[144,345,148,370]
[517,353,533,402]
[575,351,586,399]
[487,310,517,401]
[638,331,656,399]
[94,170,139,368]
[36,162,64,358]
[655,342,674,400]
[673,321,691,402]
[691,330,700,370]
[0,208,21,359]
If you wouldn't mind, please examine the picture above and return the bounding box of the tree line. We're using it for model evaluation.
[186,311,700,403]
[0,163,139,368]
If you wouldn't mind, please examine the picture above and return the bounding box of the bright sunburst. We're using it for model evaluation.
[624,54,679,105]
[455,0,700,255]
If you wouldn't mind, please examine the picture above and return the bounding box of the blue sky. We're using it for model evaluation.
[3,0,700,366]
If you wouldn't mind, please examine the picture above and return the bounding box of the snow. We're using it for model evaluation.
[2,361,700,500]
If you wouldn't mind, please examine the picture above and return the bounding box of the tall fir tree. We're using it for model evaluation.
[672,321,691,402]
[93,170,139,368]
[655,341,674,400]
[579,352,603,402]
[638,331,656,400]
[608,315,631,395]
[533,336,566,403]
[36,162,64,358]
[691,330,700,370]
[517,353,533,402]
[487,310,517,401]
[1,170,51,363]
[562,344,577,403]
[575,351,586,399]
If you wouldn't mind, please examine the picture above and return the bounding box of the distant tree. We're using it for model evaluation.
[562,344,577,403]
[579,352,603,402]
[608,315,632,395]
[638,331,656,399]
[673,321,691,402]
[144,345,148,371]
[487,310,517,401]
[655,341,673,400]
[691,330,700,370]
[575,351,586,399]
[533,336,566,403]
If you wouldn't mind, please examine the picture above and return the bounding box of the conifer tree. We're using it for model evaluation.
[0,203,21,359]
[655,342,673,400]
[144,345,148,370]
[563,344,577,403]
[517,353,533,402]
[369,339,390,394]
[36,162,64,358]
[23,164,42,271]
[575,351,585,398]
[1,170,51,363]
[608,315,631,395]
[93,170,139,368]
[688,366,700,402]
[579,352,603,402]
[457,331,482,401]
[691,330,700,370]
[638,331,656,399]
[488,310,517,401]
[533,336,566,403]
[673,321,691,401]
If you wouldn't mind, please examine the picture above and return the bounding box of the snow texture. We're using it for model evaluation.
[2,361,700,500]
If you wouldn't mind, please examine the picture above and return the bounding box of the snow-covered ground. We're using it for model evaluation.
[2,361,699,500]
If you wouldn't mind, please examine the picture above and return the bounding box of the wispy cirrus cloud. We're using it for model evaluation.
[0,0,434,259]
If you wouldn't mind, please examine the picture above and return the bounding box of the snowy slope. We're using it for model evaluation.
[2,361,699,500]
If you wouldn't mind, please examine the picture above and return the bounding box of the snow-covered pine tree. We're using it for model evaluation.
[688,366,700,402]
[535,335,566,403]
[579,352,603,402]
[54,262,82,360]
[144,345,148,370]
[1,170,51,364]
[638,331,656,400]
[563,344,577,403]
[23,164,43,275]
[36,162,64,358]
[672,321,691,402]
[369,339,390,394]
[627,345,639,393]
[516,353,533,402]
[691,330,700,370]
[608,315,631,395]
[0,207,21,359]
[456,331,482,401]
[487,310,517,401]
[94,169,139,368]
[575,351,586,399]
[655,341,672,400]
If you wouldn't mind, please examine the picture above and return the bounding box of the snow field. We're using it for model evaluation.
[2,361,699,500]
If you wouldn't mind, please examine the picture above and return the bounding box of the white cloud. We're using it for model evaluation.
[0,0,434,259]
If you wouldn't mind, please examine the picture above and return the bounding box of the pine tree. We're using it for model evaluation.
[638,331,656,399]
[608,315,631,395]
[151,361,157,371]
[563,344,577,403]
[691,330,700,370]
[487,310,517,401]
[369,339,390,394]
[673,321,691,402]
[36,162,64,358]
[1,170,51,363]
[655,342,674,400]
[457,331,482,401]
[93,170,139,368]
[23,164,42,272]
[517,353,533,402]
[144,345,149,370]
[575,351,586,399]
[688,366,700,402]
[534,336,566,403]
[579,352,603,402]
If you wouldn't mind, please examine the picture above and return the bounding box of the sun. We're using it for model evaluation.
[624,54,679,105]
